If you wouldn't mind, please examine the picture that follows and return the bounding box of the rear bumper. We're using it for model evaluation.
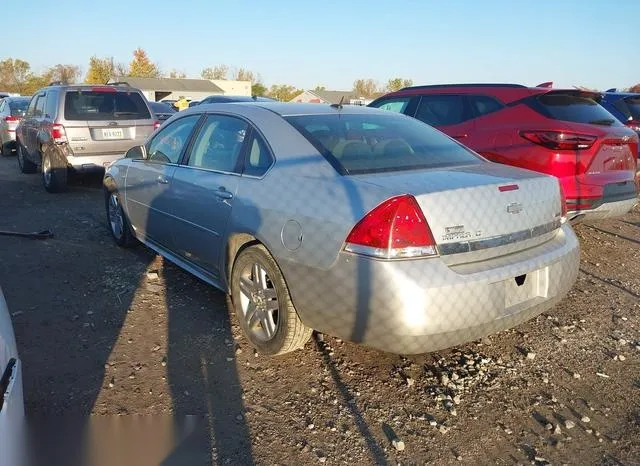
[283,223,580,354]
[567,180,638,220]
[67,153,125,172]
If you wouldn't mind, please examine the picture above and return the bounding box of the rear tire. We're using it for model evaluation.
[231,244,312,356]
[105,189,136,248]
[1,141,12,157]
[42,146,68,193]
[17,143,37,173]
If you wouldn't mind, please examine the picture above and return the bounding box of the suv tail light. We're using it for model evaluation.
[4,116,20,122]
[520,130,597,150]
[344,194,438,259]
[153,120,161,131]
[51,124,67,143]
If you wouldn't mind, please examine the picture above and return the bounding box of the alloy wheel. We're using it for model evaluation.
[238,262,279,342]
[108,193,124,239]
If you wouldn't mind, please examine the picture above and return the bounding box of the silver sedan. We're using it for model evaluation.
[103,102,580,355]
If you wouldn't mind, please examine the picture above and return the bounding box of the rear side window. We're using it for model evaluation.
[620,97,640,120]
[285,113,482,175]
[534,93,622,126]
[371,97,411,113]
[414,95,472,126]
[469,95,504,116]
[64,90,151,121]
[243,134,274,177]
[9,99,29,117]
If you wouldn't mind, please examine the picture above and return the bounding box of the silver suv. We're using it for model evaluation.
[16,82,158,192]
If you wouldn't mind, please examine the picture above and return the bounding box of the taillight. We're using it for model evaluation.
[344,194,438,259]
[625,119,640,132]
[520,131,597,150]
[557,178,568,220]
[4,116,20,122]
[51,124,67,143]
[153,120,161,131]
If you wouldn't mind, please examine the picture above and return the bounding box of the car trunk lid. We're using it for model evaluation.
[352,163,563,265]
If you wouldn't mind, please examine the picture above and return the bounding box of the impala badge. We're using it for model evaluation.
[507,202,523,214]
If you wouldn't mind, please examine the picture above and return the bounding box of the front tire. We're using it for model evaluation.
[42,146,68,193]
[17,143,37,173]
[105,189,136,248]
[231,244,312,355]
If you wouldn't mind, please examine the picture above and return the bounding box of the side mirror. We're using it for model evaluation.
[125,145,146,160]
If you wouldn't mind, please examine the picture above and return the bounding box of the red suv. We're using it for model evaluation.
[369,84,639,221]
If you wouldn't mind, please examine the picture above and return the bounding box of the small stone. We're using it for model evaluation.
[236,414,243,421]
[226,357,234,362]
[235,347,243,355]
[406,377,415,387]
[596,372,610,378]
[618,355,626,361]
[618,339,627,345]
[438,425,449,434]
[429,420,437,427]
[453,395,461,405]
[564,420,575,429]
[554,425,562,435]
[108,382,114,388]
[161,357,167,367]
[581,416,590,423]
[392,439,405,451]
[586,429,593,434]
[573,372,581,379]
[545,423,553,431]
[543,378,549,384]
[451,373,459,381]
[450,408,457,417]
[318,457,327,463]
[441,374,450,385]
[598,438,603,443]
[184,390,189,396]
[456,455,463,461]
[308,423,315,430]
[504,428,513,435]
[146,271,159,280]
[534,457,547,463]
[526,352,536,360]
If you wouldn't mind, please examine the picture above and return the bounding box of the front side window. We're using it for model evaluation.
[44,91,58,118]
[414,95,472,126]
[285,112,482,175]
[26,95,38,117]
[186,115,249,173]
[147,115,200,164]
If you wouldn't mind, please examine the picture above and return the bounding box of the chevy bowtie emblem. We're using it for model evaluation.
[506,202,523,214]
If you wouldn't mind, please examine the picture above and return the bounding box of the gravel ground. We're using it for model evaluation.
[0,154,638,466]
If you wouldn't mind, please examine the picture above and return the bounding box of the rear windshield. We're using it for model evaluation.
[9,99,29,117]
[535,93,622,126]
[64,91,151,121]
[149,101,175,113]
[284,113,482,175]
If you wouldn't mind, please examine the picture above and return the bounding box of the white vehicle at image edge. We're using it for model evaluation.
[0,287,25,466]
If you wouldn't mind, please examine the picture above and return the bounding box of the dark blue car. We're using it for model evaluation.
[599,89,640,134]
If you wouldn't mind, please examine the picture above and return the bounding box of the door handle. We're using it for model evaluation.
[214,187,233,200]
[156,175,169,184]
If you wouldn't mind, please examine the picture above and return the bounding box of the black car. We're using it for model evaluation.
[149,101,177,121]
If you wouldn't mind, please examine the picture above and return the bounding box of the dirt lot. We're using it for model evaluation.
[0,154,638,466]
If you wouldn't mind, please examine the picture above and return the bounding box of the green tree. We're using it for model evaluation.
[233,68,261,84]
[353,78,379,98]
[313,85,326,92]
[48,64,81,84]
[252,82,267,96]
[0,58,32,93]
[85,56,115,84]
[201,65,228,80]
[268,84,303,102]
[386,77,413,92]
[128,48,160,78]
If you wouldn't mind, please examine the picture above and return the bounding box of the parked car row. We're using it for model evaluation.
[368,83,640,222]
[5,80,639,358]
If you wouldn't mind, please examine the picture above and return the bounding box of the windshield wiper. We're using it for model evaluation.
[588,118,615,125]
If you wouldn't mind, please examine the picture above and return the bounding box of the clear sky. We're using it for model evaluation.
[4,0,640,91]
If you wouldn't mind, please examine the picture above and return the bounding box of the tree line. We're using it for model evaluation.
[5,48,635,100]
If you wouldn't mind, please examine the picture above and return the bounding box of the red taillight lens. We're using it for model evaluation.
[4,116,20,122]
[345,194,438,259]
[153,120,161,131]
[625,119,640,132]
[520,131,597,150]
[51,124,67,143]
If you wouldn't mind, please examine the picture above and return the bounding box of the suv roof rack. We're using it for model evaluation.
[107,81,131,86]
[399,83,528,91]
[48,81,66,86]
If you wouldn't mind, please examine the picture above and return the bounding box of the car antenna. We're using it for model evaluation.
[330,96,345,110]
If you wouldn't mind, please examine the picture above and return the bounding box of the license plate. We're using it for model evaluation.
[102,128,124,139]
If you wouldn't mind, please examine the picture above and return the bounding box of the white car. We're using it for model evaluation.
[0,287,25,466]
